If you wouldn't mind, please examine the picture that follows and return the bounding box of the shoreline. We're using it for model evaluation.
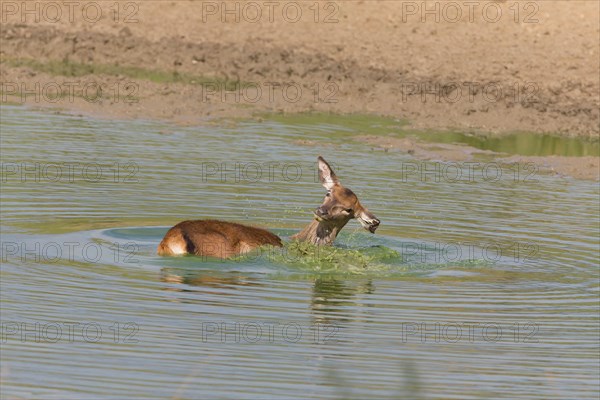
[4,99,598,181]
[1,1,598,179]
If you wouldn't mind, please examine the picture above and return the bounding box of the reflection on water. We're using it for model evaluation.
[160,268,373,325]
[161,271,261,288]
[310,278,375,325]
[1,105,599,399]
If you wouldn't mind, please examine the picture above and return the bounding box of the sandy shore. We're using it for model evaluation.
[1,1,598,178]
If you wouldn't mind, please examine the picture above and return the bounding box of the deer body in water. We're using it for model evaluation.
[157,156,380,258]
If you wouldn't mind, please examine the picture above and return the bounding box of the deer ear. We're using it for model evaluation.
[317,156,339,190]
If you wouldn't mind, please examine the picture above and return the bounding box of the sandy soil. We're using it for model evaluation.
[1,1,598,177]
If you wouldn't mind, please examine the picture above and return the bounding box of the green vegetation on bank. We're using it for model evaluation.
[2,57,242,89]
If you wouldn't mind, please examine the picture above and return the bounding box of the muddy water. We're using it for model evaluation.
[1,105,598,399]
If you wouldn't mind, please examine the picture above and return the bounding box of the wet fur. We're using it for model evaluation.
[157,157,378,258]
[157,219,282,258]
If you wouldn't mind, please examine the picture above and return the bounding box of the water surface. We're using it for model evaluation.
[1,105,598,399]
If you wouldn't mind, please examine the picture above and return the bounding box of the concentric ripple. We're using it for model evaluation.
[1,105,598,399]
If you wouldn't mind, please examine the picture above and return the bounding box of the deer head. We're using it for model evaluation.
[313,156,380,235]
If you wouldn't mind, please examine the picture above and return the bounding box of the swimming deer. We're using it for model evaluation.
[157,156,380,258]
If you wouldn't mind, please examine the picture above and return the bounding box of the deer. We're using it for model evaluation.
[157,156,380,258]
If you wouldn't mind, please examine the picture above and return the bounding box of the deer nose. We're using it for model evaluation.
[368,218,380,233]
[316,207,328,217]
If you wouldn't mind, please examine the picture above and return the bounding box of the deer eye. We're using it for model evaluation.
[325,192,331,197]
[345,208,353,213]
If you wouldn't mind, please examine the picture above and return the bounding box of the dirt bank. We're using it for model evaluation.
[1,1,598,180]
[2,0,599,135]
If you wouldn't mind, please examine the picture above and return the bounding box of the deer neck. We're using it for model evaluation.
[292,218,349,245]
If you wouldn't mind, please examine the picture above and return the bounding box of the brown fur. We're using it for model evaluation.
[157,156,379,258]
[291,157,379,244]
[157,219,282,258]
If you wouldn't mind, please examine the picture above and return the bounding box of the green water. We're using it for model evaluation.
[266,112,600,156]
[1,105,598,399]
